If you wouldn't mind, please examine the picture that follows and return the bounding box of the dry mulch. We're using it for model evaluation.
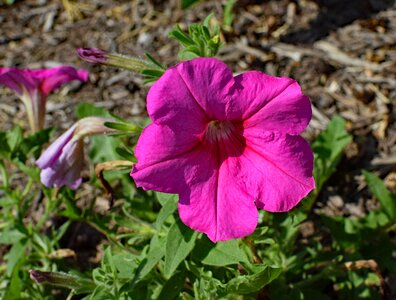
[0,0,395,247]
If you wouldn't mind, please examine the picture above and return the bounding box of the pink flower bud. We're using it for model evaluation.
[36,117,115,189]
[77,48,108,64]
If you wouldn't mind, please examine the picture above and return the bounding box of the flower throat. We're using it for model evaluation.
[204,120,234,143]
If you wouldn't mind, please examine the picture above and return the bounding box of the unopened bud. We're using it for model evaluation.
[77,47,151,73]
[29,270,95,292]
[77,48,108,64]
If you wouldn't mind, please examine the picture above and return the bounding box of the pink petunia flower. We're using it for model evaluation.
[0,66,88,132]
[131,58,315,242]
[36,117,115,189]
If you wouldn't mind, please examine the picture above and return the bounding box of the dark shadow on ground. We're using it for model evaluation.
[281,0,395,44]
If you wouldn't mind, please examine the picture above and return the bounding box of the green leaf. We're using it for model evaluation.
[14,160,40,180]
[193,237,250,266]
[75,103,113,119]
[169,26,195,46]
[104,121,140,133]
[60,190,82,219]
[0,229,25,244]
[154,194,178,229]
[223,0,236,27]
[157,271,186,300]
[170,18,222,59]
[89,286,114,300]
[102,247,116,275]
[203,13,214,28]
[156,192,178,206]
[141,69,164,79]
[6,126,22,153]
[20,128,52,158]
[164,219,198,278]
[303,116,352,212]
[145,52,166,70]
[222,265,282,295]
[363,170,396,221]
[113,252,139,279]
[135,236,166,280]
[314,116,352,160]
[3,258,23,300]
[115,146,136,161]
[6,240,27,276]
[0,132,11,158]
[181,0,200,9]
[89,135,121,163]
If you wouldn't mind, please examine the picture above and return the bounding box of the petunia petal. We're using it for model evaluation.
[233,71,311,135]
[131,138,206,194]
[0,68,38,96]
[178,140,258,242]
[36,124,77,169]
[32,66,88,96]
[241,130,315,212]
[133,122,204,170]
[132,134,258,242]
[174,58,236,120]
[131,58,315,241]
[147,63,209,131]
[40,139,84,189]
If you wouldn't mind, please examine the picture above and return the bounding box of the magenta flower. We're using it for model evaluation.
[0,66,88,132]
[36,117,114,189]
[131,58,315,242]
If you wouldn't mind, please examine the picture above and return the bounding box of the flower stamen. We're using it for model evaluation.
[204,120,234,143]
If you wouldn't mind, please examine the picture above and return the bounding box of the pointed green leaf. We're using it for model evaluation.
[154,195,178,229]
[223,265,282,295]
[135,235,166,280]
[145,52,166,70]
[181,0,200,9]
[193,237,250,266]
[158,271,186,300]
[363,170,396,221]
[164,219,198,278]
[104,121,140,133]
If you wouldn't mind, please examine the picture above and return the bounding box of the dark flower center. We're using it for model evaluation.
[204,120,234,143]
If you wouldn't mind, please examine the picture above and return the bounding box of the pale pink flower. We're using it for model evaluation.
[131,58,315,242]
[0,66,88,132]
[36,117,114,189]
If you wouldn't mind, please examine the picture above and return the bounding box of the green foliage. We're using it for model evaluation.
[363,170,396,221]
[221,265,282,295]
[193,238,250,266]
[0,0,15,5]
[0,101,393,300]
[223,0,236,29]
[303,116,353,211]
[169,14,222,59]
[181,0,200,9]
[75,102,113,119]
[141,53,166,84]
[164,220,197,278]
